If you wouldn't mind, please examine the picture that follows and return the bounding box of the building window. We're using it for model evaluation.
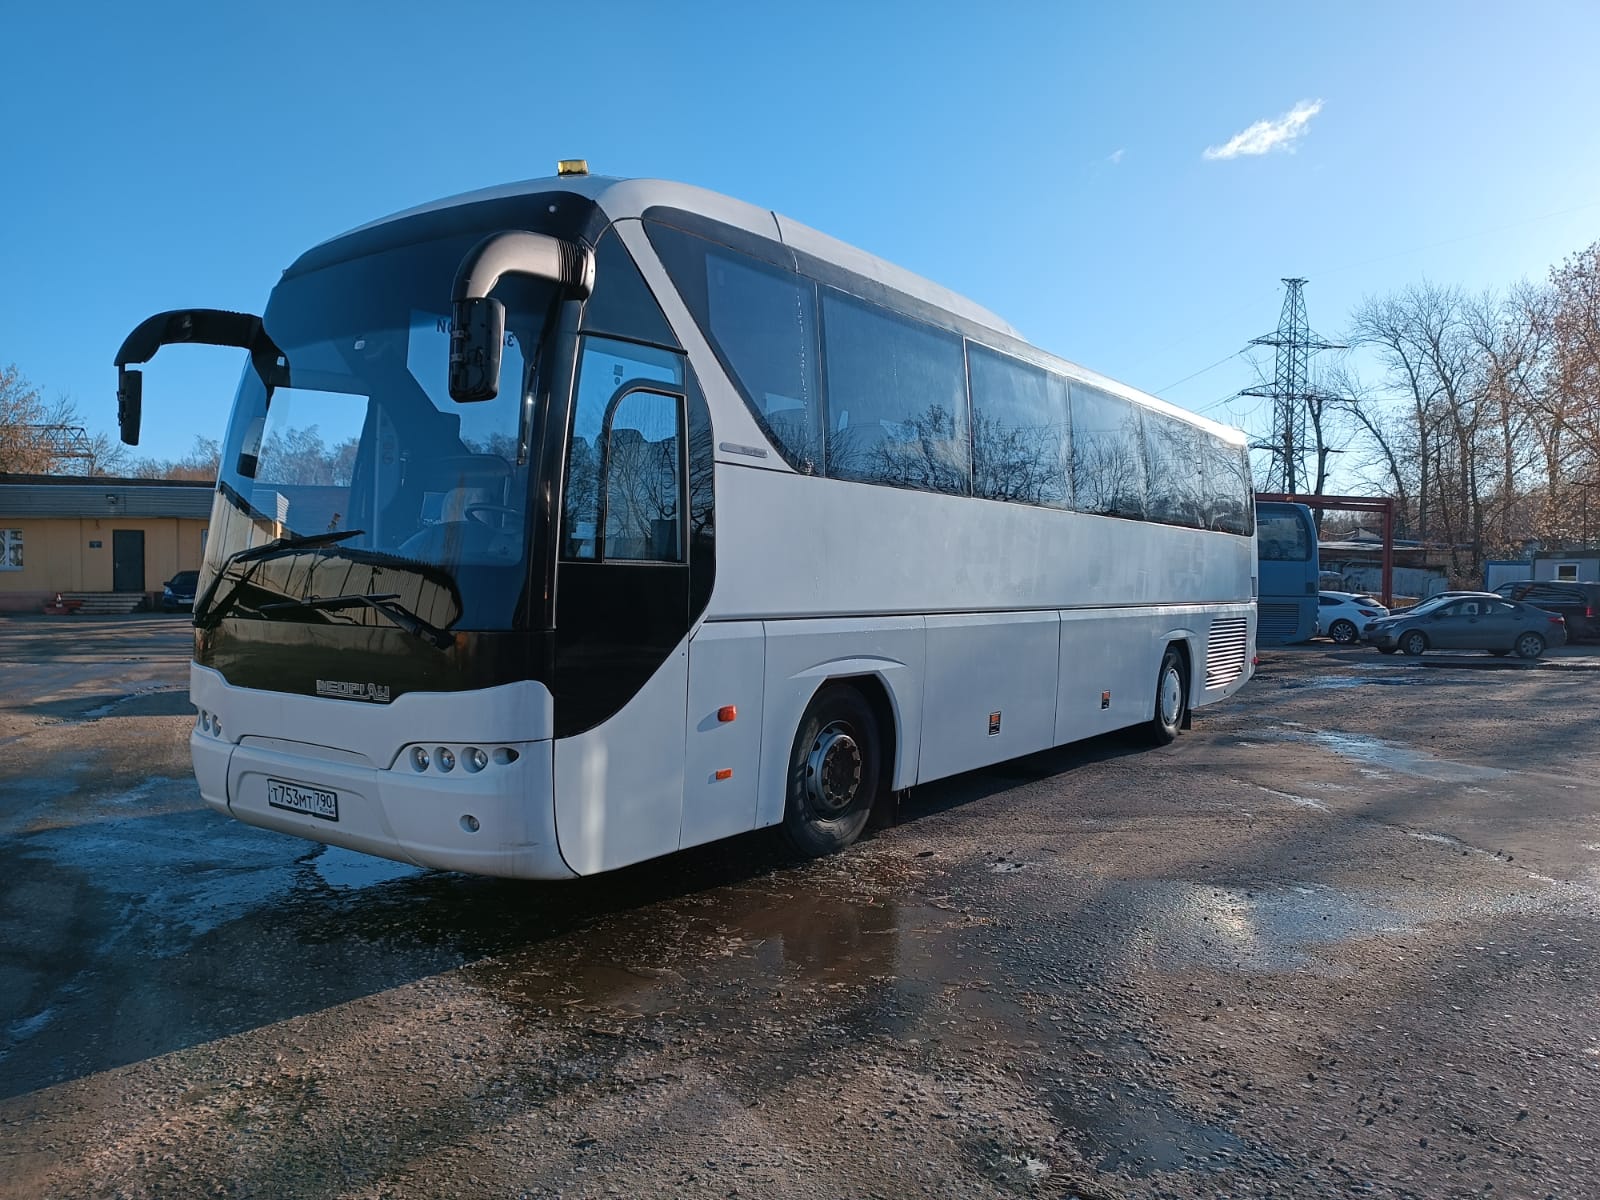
[0,529,21,571]
[1555,562,1579,582]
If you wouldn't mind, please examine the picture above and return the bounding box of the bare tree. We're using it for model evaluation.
[1323,360,1412,528]
[1548,242,1600,491]
[0,364,128,475]
[1346,283,1502,574]
[132,436,224,482]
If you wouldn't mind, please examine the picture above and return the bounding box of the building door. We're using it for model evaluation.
[112,530,145,593]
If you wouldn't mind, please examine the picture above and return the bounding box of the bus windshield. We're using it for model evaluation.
[202,233,560,632]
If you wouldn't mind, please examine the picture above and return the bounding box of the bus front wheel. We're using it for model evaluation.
[780,684,882,858]
[1144,645,1188,746]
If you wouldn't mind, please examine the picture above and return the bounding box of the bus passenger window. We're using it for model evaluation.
[968,345,1070,508]
[821,292,969,495]
[1068,384,1146,520]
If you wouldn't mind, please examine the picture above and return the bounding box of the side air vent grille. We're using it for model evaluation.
[1206,618,1250,689]
[1257,603,1300,645]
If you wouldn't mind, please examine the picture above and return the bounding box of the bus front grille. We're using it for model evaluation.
[1205,618,1250,689]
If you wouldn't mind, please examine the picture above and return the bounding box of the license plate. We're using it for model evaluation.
[266,777,339,822]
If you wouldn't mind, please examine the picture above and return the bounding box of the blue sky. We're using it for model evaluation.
[2,1,1597,468]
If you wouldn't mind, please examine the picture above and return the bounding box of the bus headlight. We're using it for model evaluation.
[465,747,488,773]
[411,746,430,771]
[436,748,455,773]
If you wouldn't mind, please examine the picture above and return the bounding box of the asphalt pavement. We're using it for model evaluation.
[1,615,1597,1199]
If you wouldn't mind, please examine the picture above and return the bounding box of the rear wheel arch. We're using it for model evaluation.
[827,673,899,796]
[779,678,891,858]
[1144,640,1191,746]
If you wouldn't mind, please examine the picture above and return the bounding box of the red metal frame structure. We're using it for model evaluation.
[1256,493,1396,607]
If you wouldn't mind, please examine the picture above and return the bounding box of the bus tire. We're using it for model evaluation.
[1144,645,1188,746]
[779,684,881,858]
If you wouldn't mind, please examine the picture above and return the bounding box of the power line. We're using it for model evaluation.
[1153,350,1245,396]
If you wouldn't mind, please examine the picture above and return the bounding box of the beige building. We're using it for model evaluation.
[0,474,213,613]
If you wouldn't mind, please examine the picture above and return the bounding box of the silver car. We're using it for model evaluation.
[1363,593,1567,659]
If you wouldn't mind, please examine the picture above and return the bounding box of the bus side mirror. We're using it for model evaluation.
[117,367,143,445]
[448,297,506,403]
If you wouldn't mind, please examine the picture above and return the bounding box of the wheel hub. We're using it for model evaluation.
[805,723,862,815]
[1160,667,1183,726]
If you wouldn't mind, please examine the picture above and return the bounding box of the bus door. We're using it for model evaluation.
[551,337,692,874]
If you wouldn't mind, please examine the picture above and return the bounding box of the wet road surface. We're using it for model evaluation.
[2,616,1598,1199]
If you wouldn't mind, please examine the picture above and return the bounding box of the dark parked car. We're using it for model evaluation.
[1493,580,1600,642]
[1362,592,1567,658]
[161,570,200,612]
[1386,589,1486,615]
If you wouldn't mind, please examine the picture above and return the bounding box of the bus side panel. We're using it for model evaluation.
[553,643,688,876]
[707,469,1255,622]
[917,612,1060,784]
[680,621,767,850]
[756,618,926,829]
[1054,610,1169,744]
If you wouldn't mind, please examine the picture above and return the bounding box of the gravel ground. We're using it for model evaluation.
[1,615,1597,1199]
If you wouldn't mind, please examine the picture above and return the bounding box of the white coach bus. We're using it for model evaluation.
[113,166,1256,879]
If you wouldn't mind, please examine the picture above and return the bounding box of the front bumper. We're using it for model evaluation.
[190,664,574,880]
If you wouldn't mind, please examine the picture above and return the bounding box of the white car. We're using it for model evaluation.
[1317,591,1390,645]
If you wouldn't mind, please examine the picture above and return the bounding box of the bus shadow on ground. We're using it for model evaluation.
[0,729,1146,1101]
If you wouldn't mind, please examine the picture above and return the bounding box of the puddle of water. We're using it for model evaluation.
[1271,728,1507,783]
[5,1007,57,1045]
[1287,674,1422,691]
[81,686,187,719]
[1312,731,1506,781]
[1047,1082,1252,1176]
[1110,880,1413,972]
[311,846,426,890]
[1256,786,1328,811]
[12,811,312,949]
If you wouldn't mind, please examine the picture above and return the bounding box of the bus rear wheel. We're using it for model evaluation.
[1144,645,1188,746]
[780,684,882,858]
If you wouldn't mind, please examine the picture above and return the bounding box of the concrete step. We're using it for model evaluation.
[58,592,147,615]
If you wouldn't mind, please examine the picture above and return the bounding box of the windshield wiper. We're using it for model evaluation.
[258,592,454,650]
[193,529,366,628]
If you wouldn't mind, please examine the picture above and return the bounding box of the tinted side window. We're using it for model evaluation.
[1203,436,1254,535]
[821,291,970,495]
[581,225,677,347]
[646,223,822,472]
[1069,384,1146,519]
[968,345,1070,507]
[604,391,684,562]
[1143,410,1208,529]
[563,337,684,560]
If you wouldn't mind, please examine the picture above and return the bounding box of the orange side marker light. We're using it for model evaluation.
[717,705,737,723]
[714,769,733,781]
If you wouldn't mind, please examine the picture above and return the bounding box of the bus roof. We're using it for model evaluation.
[318,174,1247,447]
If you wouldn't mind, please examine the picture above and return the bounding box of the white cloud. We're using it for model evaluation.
[1108,148,1125,165]
[1203,99,1324,161]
